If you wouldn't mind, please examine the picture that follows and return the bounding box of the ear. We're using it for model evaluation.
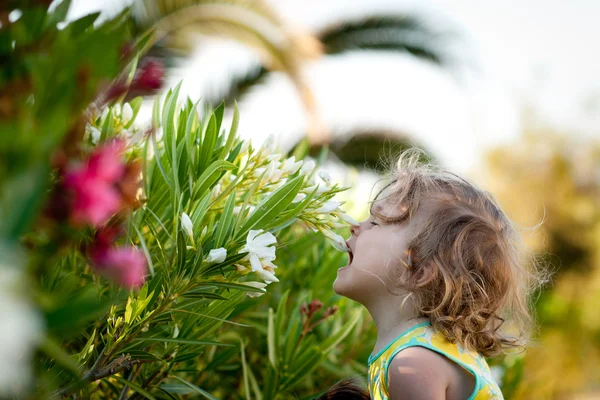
[413,262,437,288]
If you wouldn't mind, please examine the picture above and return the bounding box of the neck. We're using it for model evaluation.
[364,294,430,357]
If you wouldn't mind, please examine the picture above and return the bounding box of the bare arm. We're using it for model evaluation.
[387,347,448,400]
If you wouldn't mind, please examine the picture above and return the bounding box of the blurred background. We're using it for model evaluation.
[18,0,600,398]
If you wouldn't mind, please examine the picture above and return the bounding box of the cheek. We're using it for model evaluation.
[354,232,401,273]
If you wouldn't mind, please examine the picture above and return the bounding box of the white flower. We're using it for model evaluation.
[206,248,227,264]
[256,160,283,182]
[121,102,133,124]
[235,263,250,273]
[293,193,306,203]
[126,128,145,146]
[234,205,256,215]
[262,135,276,152]
[337,212,359,226]
[243,282,267,298]
[239,230,279,283]
[267,160,283,181]
[318,170,333,185]
[0,252,43,397]
[101,107,110,121]
[303,174,330,194]
[300,159,315,175]
[241,230,276,261]
[319,227,349,252]
[212,184,221,198]
[315,201,341,214]
[316,182,329,194]
[181,212,194,240]
[257,268,279,283]
[282,156,303,174]
[113,103,121,118]
[89,126,101,144]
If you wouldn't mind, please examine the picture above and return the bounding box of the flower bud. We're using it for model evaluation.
[206,247,227,264]
[181,212,193,240]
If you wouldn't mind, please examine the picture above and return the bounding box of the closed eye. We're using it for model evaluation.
[370,221,379,226]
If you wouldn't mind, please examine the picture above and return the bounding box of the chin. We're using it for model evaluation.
[333,272,361,302]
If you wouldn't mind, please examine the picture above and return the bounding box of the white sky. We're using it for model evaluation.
[68,0,600,176]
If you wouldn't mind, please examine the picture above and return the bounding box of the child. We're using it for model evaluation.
[322,148,547,400]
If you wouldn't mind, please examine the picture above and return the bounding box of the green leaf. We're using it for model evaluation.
[46,0,72,28]
[283,317,301,365]
[68,12,100,36]
[192,160,236,200]
[77,330,96,364]
[163,82,183,196]
[321,309,361,353]
[274,291,290,356]
[152,91,162,128]
[198,109,218,173]
[267,307,276,368]
[240,340,251,400]
[219,102,240,159]
[113,374,156,400]
[185,99,201,174]
[125,297,133,324]
[181,290,229,300]
[160,383,196,395]
[233,167,267,234]
[133,338,234,347]
[170,375,219,400]
[133,222,154,276]
[237,175,304,239]
[100,108,114,142]
[194,281,268,293]
[40,337,80,377]
[120,350,164,362]
[176,232,187,274]
[214,189,236,248]
[45,288,113,337]
[280,348,323,391]
[213,101,225,135]
[190,191,212,227]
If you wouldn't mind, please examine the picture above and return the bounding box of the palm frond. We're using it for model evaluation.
[318,16,453,64]
[211,13,463,108]
[130,0,321,101]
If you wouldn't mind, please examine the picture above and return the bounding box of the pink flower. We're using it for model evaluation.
[90,245,147,288]
[133,60,164,91]
[64,140,126,227]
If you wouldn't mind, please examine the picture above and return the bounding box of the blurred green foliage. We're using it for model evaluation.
[480,129,600,399]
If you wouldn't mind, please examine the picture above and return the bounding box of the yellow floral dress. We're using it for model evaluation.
[368,321,503,400]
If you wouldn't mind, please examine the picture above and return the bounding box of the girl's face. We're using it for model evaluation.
[333,196,432,304]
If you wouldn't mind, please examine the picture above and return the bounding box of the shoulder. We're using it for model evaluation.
[387,346,450,400]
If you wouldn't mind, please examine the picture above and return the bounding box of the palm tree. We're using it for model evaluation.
[128,0,321,129]
[127,0,471,170]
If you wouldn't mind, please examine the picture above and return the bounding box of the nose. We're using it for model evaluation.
[350,223,360,237]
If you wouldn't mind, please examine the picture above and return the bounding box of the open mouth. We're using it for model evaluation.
[347,241,353,265]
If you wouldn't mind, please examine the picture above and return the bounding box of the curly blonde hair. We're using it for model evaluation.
[371,147,550,357]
